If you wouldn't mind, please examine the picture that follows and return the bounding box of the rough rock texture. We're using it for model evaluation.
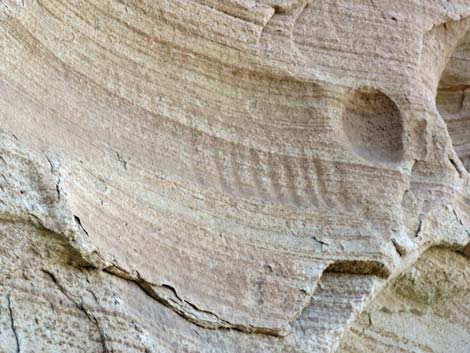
[0,0,469,352]
[339,247,470,353]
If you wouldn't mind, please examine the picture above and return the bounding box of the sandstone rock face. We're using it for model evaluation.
[0,1,469,352]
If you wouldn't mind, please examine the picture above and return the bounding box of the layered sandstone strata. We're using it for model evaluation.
[0,0,469,352]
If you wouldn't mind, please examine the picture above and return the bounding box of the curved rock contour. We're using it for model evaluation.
[0,0,469,352]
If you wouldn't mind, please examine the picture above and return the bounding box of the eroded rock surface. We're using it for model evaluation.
[0,0,469,352]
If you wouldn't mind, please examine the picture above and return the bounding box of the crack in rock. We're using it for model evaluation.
[41,269,108,353]
[6,294,21,353]
[105,266,289,337]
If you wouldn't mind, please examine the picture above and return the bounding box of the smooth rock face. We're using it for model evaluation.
[0,0,469,352]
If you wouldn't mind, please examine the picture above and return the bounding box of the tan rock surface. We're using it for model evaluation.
[0,0,469,352]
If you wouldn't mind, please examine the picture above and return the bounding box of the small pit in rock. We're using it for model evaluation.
[436,31,470,172]
[342,88,404,163]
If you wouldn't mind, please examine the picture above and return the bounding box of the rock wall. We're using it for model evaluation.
[0,0,469,352]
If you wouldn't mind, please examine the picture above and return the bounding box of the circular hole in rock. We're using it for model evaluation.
[436,31,470,172]
[342,88,404,162]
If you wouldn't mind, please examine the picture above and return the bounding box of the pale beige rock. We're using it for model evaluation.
[339,247,470,353]
[0,0,469,352]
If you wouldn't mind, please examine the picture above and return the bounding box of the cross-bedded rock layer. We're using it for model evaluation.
[0,0,469,352]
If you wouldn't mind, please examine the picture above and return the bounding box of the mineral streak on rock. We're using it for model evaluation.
[0,0,469,352]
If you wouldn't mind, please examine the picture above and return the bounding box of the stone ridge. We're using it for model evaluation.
[0,0,469,352]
